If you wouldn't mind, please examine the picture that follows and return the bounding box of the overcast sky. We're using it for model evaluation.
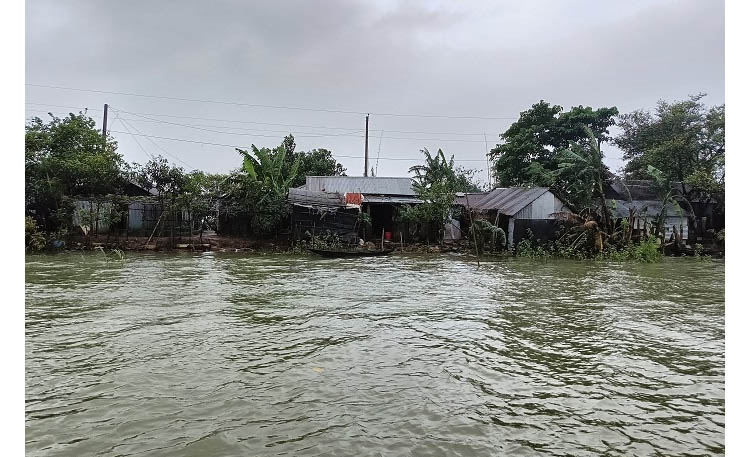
[25,0,724,183]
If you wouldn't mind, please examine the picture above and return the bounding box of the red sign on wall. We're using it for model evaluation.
[345,192,363,205]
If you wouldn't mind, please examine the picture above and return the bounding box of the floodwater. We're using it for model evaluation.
[26,252,725,456]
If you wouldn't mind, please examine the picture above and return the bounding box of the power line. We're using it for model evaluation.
[110,107,488,143]
[106,130,488,163]
[26,102,103,111]
[28,102,504,136]
[116,115,156,162]
[27,83,518,120]
[118,118,195,169]
[109,106,361,139]
[28,107,493,144]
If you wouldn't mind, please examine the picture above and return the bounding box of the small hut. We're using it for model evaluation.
[456,187,572,247]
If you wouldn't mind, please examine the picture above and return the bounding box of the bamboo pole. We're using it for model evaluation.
[465,194,480,267]
[145,209,165,248]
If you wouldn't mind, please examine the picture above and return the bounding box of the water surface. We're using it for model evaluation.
[26,253,725,456]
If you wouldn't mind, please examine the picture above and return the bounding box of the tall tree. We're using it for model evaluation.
[25,112,125,230]
[614,94,725,241]
[489,101,618,209]
[615,94,724,186]
[275,134,346,187]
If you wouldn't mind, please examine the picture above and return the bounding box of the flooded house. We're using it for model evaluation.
[71,181,164,236]
[289,176,422,243]
[456,187,572,248]
[604,179,723,243]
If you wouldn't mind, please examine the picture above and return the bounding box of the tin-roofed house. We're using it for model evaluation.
[456,187,572,248]
[290,176,422,243]
[604,180,694,243]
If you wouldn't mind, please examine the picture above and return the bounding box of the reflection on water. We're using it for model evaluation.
[26,252,724,456]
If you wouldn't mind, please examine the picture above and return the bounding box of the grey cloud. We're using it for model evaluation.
[26,0,724,178]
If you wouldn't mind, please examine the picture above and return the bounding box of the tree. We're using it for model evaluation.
[489,101,618,208]
[274,135,346,187]
[555,127,612,233]
[235,139,302,236]
[293,148,346,186]
[404,148,483,242]
[130,156,186,198]
[615,94,724,184]
[25,112,125,231]
[409,148,482,193]
[615,94,725,241]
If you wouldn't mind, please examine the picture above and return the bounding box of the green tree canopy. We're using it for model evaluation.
[614,94,724,191]
[25,112,126,230]
[489,101,618,208]
[130,156,186,198]
[26,112,124,198]
[274,135,346,187]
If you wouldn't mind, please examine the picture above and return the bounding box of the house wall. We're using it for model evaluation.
[514,192,567,220]
[72,200,114,233]
[291,205,360,244]
[73,199,166,236]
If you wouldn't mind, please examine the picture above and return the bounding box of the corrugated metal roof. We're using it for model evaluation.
[608,199,686,219]
[288,187,346,208]
[459,187,549,216]
[605,180,714,203]
[454,193,488,209]
[305,176,415,196]
[362,195,423,204]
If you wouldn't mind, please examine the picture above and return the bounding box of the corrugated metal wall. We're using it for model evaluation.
[73,199,163,235]
[514,192,567,220]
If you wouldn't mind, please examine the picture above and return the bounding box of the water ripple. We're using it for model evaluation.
[26,253,724,456]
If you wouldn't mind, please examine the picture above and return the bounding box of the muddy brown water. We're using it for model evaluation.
[25,252,724,456]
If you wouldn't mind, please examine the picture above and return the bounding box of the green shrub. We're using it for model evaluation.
[632,236,661,263]
[25,216,47,252]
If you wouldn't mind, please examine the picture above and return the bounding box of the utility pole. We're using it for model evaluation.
[484,132,491,188]
[102,103,109,137]
[364,114,369,177]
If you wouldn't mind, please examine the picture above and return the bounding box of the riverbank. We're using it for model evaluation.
[33,230,723,260]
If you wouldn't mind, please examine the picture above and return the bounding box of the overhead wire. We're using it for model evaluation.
[105,130,488,163]
[25,107,491,164]
[27,102,504,138]
[115,114,156,162]
[27,83,518,120]
[118,118,195,169]
[108,106,488,143]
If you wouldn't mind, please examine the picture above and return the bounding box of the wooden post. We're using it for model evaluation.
[465,194,480,267]
[381,227,385,251]
[364,114,369,177]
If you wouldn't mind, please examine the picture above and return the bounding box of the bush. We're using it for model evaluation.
[25,216,47,252]
[631,236,661,263]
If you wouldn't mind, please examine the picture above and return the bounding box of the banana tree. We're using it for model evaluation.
[645,165,683,242]
[555,126,612,234]
[237,144,301,199]
[235,144,302,235]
